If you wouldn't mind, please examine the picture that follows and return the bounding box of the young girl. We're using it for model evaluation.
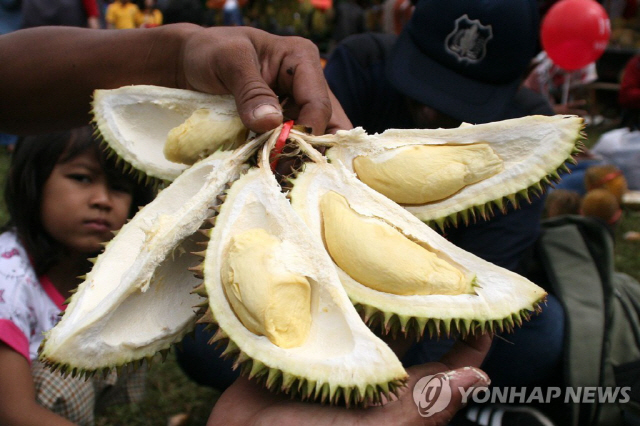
[0,126,155,425]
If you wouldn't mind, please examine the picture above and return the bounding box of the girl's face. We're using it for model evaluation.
[40,150,133,255]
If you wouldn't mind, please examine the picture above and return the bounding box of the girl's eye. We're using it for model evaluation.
[68,174,92,184]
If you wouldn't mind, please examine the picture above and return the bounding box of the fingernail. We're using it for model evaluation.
[253,104,282,120]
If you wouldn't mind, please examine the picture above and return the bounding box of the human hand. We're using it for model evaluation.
[206,334,491,426]
[179,27,352,135]
[87,16,100,29]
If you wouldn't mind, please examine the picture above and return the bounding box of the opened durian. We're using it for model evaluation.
[305,115,583,228]
[194,134,407,405]
[93,85,247,182]
[40,133,268,373]
[41,85,583,405]
[288,135,546,337]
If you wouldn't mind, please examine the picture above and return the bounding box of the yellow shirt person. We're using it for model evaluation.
[136,9,162,27]
[106,0,140,29]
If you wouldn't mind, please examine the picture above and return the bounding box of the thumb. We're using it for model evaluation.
[438,367,491,423]
[219,56,284,134]
[407,365,490,425]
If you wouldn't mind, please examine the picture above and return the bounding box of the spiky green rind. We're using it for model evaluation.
[353,295,546,339]
[97,132,165,189]
[39,336,179,382]
[198,308,407,408]
[428,139,585,231]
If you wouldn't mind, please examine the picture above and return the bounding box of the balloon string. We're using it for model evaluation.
[562,72,571,105]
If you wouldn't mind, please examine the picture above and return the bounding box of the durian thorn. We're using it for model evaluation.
[196,308,213,324]
[319,383,330,405]
[266,368,282,390]
[209,328,228,344]
[188,263,204,274]
[433,217,446,232]
[197,229,211,238]
[281,372,296,392]
[193,300,209,309]
[343,387,353,408]
[248,360,266,380]
[191,250,207,259]
[221,340,239,359]
[232,351,250,371]
[191,283,208,297]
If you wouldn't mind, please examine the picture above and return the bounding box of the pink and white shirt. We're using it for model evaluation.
[0,231,65,362]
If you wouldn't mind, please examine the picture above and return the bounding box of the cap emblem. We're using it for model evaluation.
[444,14,493,63]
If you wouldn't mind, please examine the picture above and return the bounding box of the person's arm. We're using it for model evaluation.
[81,0,101,28]
[0,343,76,426]
[0,25,349,136]
[206,334,491,426]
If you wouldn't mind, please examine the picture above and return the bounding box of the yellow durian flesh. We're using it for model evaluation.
[320,191,472,296]
[222,228,311,349]
[164,108,248,165]
[353,143,503,204]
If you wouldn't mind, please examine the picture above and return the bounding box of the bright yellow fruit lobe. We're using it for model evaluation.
[222,228,311,348]
[353,144,503,204]
[320,191,470,295]
[164,108,248,165]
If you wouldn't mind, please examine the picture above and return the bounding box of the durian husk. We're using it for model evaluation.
[288,135,547,339]
[198,132,407,406]
[308,115,583,229]
[92,85,244,182]
[39,134,267,376]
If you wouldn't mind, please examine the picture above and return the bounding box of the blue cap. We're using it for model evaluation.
[386,0,540,124]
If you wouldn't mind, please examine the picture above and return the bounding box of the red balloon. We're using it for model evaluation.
[541,0,611,71]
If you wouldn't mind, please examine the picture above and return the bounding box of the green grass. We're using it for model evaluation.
[0,123,637,425]
[95,351,221,426]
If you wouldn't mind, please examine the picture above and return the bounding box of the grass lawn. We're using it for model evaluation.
[0,120,637,425]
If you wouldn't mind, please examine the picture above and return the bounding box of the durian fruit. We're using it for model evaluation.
[313,115,583,228]
[164,108,248,165]
[43,85,573,404]
[93,85,246,182]
[288,135,547,338]
[198,135,407,405]
[39,134,268,374]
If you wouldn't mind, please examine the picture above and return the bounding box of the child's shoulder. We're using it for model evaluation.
[0,230,27,258]
[0,230,35,284]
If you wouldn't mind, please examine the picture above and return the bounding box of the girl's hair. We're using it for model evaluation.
[3,126,156,276]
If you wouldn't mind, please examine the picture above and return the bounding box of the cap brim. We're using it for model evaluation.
[386,29,522,124]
